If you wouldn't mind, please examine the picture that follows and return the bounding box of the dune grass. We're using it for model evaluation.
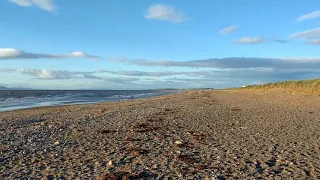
[236,78,320,95]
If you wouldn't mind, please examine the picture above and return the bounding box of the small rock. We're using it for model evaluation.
[152,164,158,169]
[174,140,183,145]
[107,160,113,167]
[131,151,140,157]
[54,141,60,146]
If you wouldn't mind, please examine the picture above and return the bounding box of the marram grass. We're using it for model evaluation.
[237,78,320,95]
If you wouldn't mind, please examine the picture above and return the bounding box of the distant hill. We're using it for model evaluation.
[237,78,320,95]
[0,86,33,90]
[0,86,8,90]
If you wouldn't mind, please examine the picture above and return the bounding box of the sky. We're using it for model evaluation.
[0,0,320,89]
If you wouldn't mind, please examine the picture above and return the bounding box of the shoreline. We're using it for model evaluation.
[0,90,180,113]
[1,90,320,179]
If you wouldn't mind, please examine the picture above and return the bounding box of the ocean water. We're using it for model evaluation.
[0,90,178,112]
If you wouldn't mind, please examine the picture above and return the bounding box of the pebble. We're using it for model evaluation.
[107,160,113,167]
[54,141,60,146]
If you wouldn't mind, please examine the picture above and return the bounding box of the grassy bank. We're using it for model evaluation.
[238,78,320,95]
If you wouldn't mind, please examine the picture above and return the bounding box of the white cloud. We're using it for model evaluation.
[307,39,320,45]
[0,68,141,83]
[219,25,239,35]
[289,27,320,40]
[19,69,71,79]
[9,0,55,11]
[0,48,21,58]
[0,48,100,60]
[145,4,186,23]
[32,0,55,11]
[235,37,265,44]
[71,51,89,57]
[234,38,289,44]
[9,0,32,6]
[297,10,320,22]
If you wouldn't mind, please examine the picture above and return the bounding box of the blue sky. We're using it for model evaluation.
[0,0,319,89]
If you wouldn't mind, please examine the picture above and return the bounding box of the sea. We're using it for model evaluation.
[0,90,178,112]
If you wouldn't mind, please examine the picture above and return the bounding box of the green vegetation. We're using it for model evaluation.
[239,78,320,95]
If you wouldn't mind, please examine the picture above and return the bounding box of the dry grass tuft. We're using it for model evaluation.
[233,78,320,95]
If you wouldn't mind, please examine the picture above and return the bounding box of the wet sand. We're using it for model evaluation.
[1,90,320,179]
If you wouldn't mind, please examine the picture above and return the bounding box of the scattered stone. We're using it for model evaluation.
[107,160,113,167]
[131,151,140,157]
[54,141,60,146]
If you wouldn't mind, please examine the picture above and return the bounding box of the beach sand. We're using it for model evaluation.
[1,90,320,179]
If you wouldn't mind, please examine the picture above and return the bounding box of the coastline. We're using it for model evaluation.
[1,90,320,179]
[0,90,180,113]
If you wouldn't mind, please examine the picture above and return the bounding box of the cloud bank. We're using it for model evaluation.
[112,57,320,70]
[9,0,55,11]
[145,4,186,23]
[1,63,319,89]
[0,48,100,60]
[1,68,140,84]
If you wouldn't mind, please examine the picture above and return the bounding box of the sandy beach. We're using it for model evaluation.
[1,90,320,179]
